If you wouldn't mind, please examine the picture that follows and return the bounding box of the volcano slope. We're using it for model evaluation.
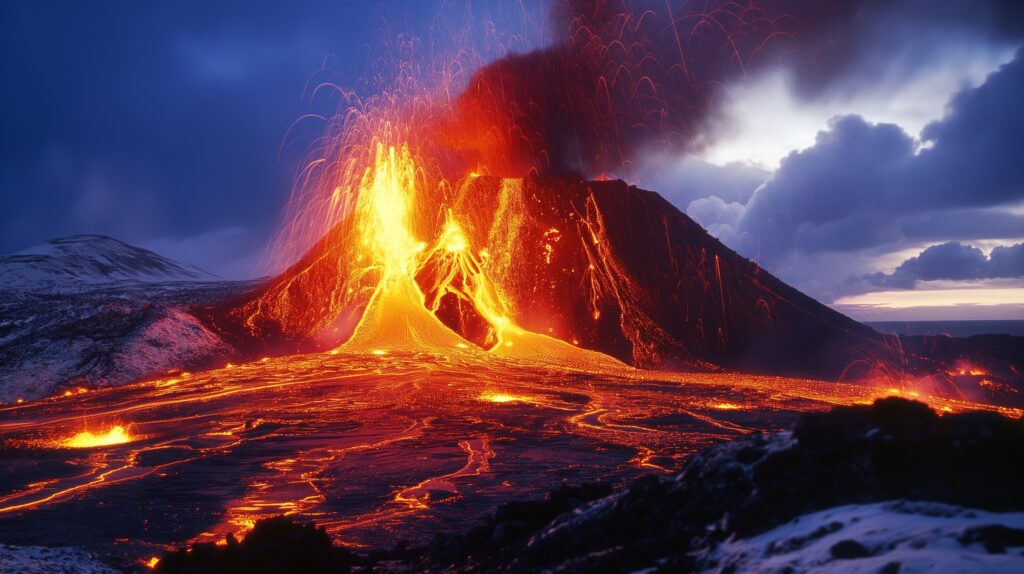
[227,176,884,380]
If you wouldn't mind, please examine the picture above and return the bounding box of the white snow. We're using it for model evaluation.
[0,303,232,402]
[0,236,253,401]
[0,544,119,574]
[701,500,1024,573]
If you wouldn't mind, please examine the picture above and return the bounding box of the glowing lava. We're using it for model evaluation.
[1,348,1017,560]
[307,142,626,371]
[480,392,520,403]
[63,425,132,448]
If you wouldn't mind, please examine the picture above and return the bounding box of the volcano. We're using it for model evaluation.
[2,143,1019,574]
[225,173,882,380]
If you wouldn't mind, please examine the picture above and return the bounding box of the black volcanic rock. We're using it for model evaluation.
[223,177,1024,388]
[403,398,1024,572]
[155,517,355,574]
[454,177,885,377]
[895,333,1024,401]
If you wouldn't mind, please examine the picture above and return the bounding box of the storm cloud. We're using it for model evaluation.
[785,0,1024,100]
[698,48,1024,268]
[863,242,1024,289]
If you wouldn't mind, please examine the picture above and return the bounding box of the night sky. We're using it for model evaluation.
[2,1,1023,319]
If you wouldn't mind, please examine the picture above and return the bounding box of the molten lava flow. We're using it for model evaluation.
[336,144,469,352]
[317,141,625,370]
[63,425,132,448]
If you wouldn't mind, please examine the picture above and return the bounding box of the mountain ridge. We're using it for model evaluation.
[0,235,218,292]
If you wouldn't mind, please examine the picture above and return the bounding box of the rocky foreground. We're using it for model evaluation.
[152,398,1024,573]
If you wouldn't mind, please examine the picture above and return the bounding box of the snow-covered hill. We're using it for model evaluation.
[0,235,217,292]
[0,236,261,401]
[0,291,236,401]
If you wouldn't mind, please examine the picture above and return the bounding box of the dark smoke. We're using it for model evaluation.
[448,0,1024,180]
[449,0,863,178]
[788,0,1024,98]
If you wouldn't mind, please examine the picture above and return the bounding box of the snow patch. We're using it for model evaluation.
[0,544,119,574]
[701,500,1024,573]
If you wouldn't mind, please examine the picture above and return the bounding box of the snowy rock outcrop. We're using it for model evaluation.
[0,236,257,401]
[706,501,1024,574]
[0,544,120,574]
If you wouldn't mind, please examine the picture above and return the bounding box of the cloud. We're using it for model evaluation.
[864,242,992,289]
[685,196,744,243]
[450,0,869,177]
[734,114,915,261]
[786,0,1024,100]
[839,240,1024,298]
[905,49,1024,209]
[675,47,1024,305]
[638,157,769,209]
[991,242,1024,277]
[0,1,393,255]
[707,48,1024,269]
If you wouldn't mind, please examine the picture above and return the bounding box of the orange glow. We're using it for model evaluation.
[227,8,695,370]
[481,393,518,403]
[245,141,626,369]
[2,349,1017,548]
[479,391,535,404]
[63,425,133,448]
[4,7,1023,561]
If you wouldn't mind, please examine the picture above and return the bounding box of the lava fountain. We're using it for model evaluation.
[295,140,621,369]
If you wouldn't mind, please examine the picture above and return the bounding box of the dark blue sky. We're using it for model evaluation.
[0,1,447,276]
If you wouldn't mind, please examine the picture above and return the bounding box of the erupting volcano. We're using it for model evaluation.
[222,0,882,377]
[2,1,1023,571]
[233,148,882,379]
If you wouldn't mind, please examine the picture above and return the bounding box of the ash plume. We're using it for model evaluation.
[446,0,863,178]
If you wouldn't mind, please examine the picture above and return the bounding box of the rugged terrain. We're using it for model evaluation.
[3,181,1022,404]
[0,236,259,401]
[236,177,886,379]
[150,398,1024,573]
